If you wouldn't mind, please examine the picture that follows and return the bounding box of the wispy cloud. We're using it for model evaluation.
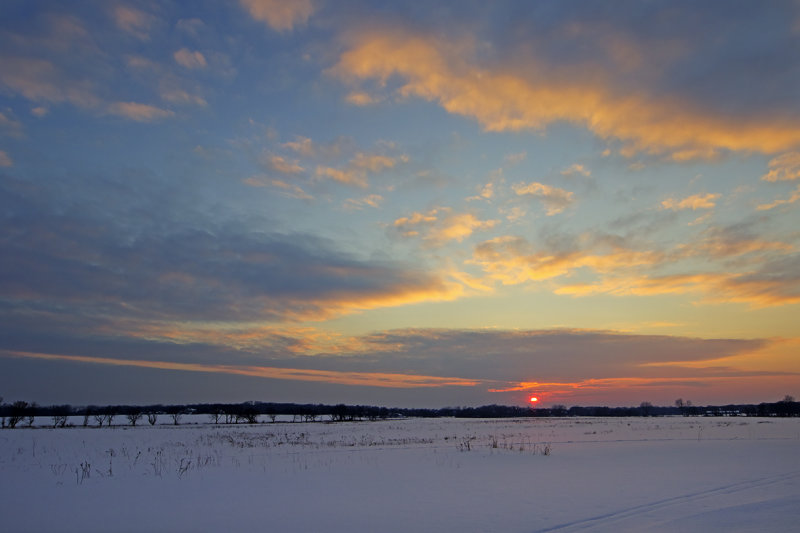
[512,182,575,215]
[561,163,591,177]
[5,350,479,389]
[661,193,720,211]
[344,194,383,210]
[316,152,408,188]
[394,208,500,246]
[264,154,305,175]
[239,0,316,32]
[757,185,800,211]
[761,152,800,182]
[0,150,13,167]
[107,102,174,122]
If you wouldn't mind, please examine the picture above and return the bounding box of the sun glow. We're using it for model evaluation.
[530,396,539,403]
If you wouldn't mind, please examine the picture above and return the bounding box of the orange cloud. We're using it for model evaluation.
[661,193,720,211]
[4,349,479,389]
[239,0,315,32]
[394,208,500,245]
[512,181,575,215]
[761,152,800,182]
[470,235,661,285]
[557,270,800,308]
[757,184,800,211]
[315,152,407,188]
[331,29,800,159]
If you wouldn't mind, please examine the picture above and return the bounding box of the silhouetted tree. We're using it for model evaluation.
[126,409,143,427]
[165,405,184,425]
[8,401,29,428]
[639,401,653,417]
[26,402,37,427]
[147,412,158,425]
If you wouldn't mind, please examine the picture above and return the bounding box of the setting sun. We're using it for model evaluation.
[530,396,539,403]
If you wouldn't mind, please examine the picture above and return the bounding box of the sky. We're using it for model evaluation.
[1,0,799,408]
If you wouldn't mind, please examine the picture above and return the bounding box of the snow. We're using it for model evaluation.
[1,416,798,532]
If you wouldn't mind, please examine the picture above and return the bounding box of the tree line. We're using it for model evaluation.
[0,396,797,428]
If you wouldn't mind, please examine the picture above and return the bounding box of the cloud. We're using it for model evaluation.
[0,110,23,137]
[661,193,720,211]
[239,0,316,32]
[467,181,495,202]
[470,235,660,285]
[345,91,380,106]
[282,136,315,157]
[394,208,500,245]
[242,177,313,200]
[6,350,478,389]
[761,152,800,182]
[107,102,175,122]
[344,194,383,210]
[159,87,207,107]
[173,48,207,69]
[0,150,12,167]
[757,185,800,211]
[0,56,100,109]
[331,28,800,159]
[512,181,575,215]
[561,163,591,177]
[315,151,408,188]
[112,5,156,40]
[264,154,305,175]
[556,261,800,308]
[0,175,466,330]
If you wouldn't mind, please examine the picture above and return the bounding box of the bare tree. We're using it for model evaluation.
[147,412,158,426]
[26,402,37,427]
[166,406,184,425]
[104,406,117,427]
[93,413,106,427]
[640,401,653,417]
[126,410,143,427]
[8,401,29,428]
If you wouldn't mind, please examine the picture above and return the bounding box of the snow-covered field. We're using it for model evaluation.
[1,416,798,532]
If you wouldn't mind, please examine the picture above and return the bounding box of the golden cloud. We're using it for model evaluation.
[315,152,407,188]
[331,29,800,158]
[470,235,661,285]
[394,208,500,245]
[556,270,800,308]
[761,152,800,182]
[661,193,720,211]
[512,181,575,215]
[757,184,800,211]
